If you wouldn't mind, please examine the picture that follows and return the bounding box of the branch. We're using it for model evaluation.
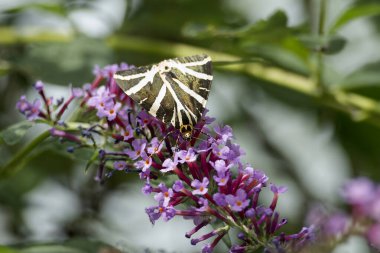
[0,130,50,178]
[1,29,380,128]
[108,35,380,128]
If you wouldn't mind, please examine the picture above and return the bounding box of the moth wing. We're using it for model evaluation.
[113,54,213,129]
[164,54,212,127]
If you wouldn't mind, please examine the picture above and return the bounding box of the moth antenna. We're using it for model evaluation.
[127,109,133,126]
[174,133,182,151]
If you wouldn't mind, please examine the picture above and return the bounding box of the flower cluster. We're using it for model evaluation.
[16,62,313,252]
[306,177,380,251]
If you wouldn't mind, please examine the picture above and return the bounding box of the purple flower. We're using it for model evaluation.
[147,137,163,155]
[139,167,150,181]
[87,86,118,121]
[212,143,230,159]
[196,198,209,212]
[101,102,121,121]
[145,204,176,224]
[135,153,152,171]
[270,184,288,194]
[201,244,212,253]
[154,183,173,206]
[125,139,147,160]
[211,160,231,186]
[162,158,178,173]
[245,208,256,218]
[122,125,134,141]
[366,223,380,250]
[16,95,30,113]
[370,189,380,221]
[34,80,44,91]
[214,125,233,142]
[210,159,231,174]
[323,213,349,236]
[142,183,153,195]
[71,87,84,98]
[230,245,246,253]
[213,193,227,206]
[213,173,230,187]
[226,189,250,212]
[341,177,376,205]
[177,148,198,163]
[87,86,113,108]
[93,64,120,78]
[18,65,319,253]
[191,177,209,195]
[244,167,267,182]
[137,110,153,126]
[173,180,184,192]
[25,99,42,120]
[227,142,245,164]
[113,161,126,171]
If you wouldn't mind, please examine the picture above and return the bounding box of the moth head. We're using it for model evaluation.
[158,60,172,73]
[179,124,194,141]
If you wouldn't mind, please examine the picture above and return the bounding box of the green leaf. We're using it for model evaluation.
[337,62,380,89]
[15,239,124,253]
[4,2,67,16]
[182,10,289,40]
[240,10,288,36]
[330,4,380,34]
[85,149,99,173]
[0,245,22,253]
[0,121,34,145]
[324,36,346,54]
[242,43,309,73]
[298,34,346,55]
[182,23,220,39]
[19,245,83,253]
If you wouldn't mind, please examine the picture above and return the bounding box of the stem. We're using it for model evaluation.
[1,30,380,128]
[0,130,50,178]
[316,0,327,92]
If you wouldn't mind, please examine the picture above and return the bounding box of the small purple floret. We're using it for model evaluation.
[191,177,209,195]
[226,189,250,212]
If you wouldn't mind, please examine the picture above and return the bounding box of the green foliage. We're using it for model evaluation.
[338,62,380,90]
[18,37,112,85]
[0,246,21,253]
[298,34,347,55]
[0,121,34,145]
[10,239,124,253]
[329,3,380,34]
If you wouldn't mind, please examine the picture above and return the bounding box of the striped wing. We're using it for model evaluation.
[114,54,212,129]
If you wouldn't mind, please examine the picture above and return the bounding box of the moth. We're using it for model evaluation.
[113,54,213,141]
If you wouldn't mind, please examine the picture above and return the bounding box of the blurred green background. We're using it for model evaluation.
[1,0,380,252]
